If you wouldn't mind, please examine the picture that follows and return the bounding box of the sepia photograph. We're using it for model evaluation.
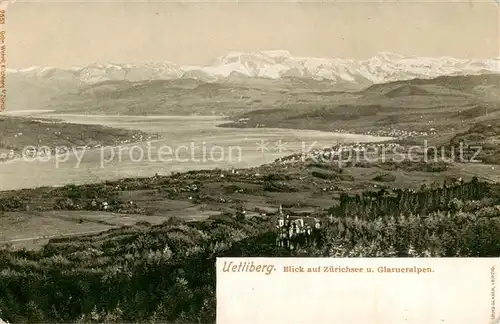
[0,0,499,323]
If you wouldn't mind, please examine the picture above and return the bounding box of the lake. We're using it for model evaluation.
[0,115,394,191]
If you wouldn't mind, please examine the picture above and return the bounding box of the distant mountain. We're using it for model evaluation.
[8,51,500,85]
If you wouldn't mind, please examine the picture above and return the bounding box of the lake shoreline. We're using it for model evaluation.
[0,113,395,191]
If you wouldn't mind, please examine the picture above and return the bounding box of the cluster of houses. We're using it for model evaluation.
[273,142,404,165]
[332,128,437,138]
[121,132,159,144]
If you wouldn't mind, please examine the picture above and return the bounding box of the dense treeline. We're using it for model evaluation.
[331,177,488,219]
[318,177,500,257]
[319,211,500,257]
[1,179,500,323]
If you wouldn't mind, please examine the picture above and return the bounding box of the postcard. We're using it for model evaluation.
[0,1,498,323]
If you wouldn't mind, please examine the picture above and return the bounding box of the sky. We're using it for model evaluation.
[5,0,500,68]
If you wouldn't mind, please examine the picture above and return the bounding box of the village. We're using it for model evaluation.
[275,142,406,166]
[331,127,439,139]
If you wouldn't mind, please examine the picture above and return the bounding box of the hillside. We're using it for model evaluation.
[440,118,500,164]
[222,74,500,136]
[42,78,353,116]
[0,116,159,161]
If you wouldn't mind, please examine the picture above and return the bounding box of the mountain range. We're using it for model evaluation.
[8,50,500,85]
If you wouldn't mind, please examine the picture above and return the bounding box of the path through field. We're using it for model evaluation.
[0,208,222,249]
